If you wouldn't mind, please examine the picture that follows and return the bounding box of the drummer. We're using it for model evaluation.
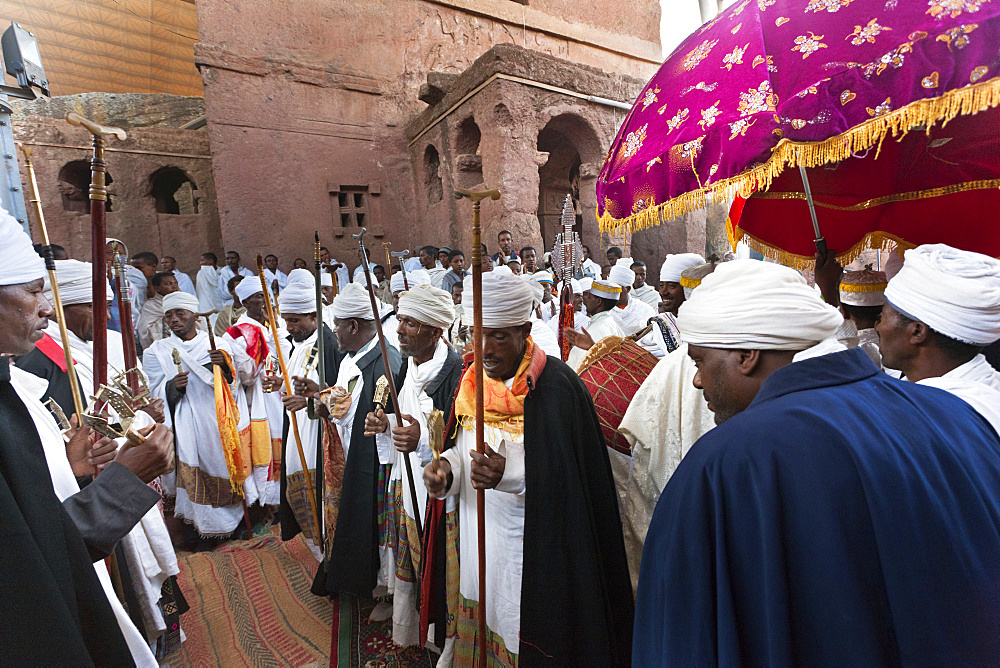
[565,279,624,371]
[421,269,632,666]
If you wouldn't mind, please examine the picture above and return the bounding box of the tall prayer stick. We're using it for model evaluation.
[19,143,85,419]
[255,254,322,539]
[65,112,126,395]
[382,241,392,277]
[391,249,410,290]
[353,228,422,541]
[107,240,141,393]
[314,233,325,393]
[455,185,500,668]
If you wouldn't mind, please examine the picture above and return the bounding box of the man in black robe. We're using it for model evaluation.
[423,270,632,666]
[0,213,174,665]
[297,282,401,601]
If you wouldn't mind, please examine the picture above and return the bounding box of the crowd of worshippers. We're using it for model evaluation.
[6,204,1000,666]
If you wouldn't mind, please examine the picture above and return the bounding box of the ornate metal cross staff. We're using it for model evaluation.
[454,185,500,668]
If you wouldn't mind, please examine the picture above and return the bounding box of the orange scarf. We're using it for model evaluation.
[454,336,546,437]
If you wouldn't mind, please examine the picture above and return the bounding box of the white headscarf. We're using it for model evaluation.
[0,206,44,285]
[390,271,407,293]
[162,291,200,313]
[404,257,423,272]
[570,278,583,294]
[579,277,593,294]
[678,259,843,350]
[320,272,333,287]
[332,281,375,320]
[277,268,317,314]
[463,270,534,328]
[43,259,112,305]
[660,253,706,283]
[234,276,263,302]
[397,284,455,330]
[408,268,431,287]
[884,243,1000,346]
[608,257,636,287]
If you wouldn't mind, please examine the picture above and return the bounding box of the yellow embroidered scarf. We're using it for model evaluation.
[454,336,545,437]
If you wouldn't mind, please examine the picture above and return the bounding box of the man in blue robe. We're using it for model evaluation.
[634,260,1000,665]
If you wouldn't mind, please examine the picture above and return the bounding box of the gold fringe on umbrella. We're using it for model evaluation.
[599,76,1000,236]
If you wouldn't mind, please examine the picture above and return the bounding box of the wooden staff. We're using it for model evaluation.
[381,241,392,277]
[107,239,142,393]
[454,186,500,668]
[254,255,321,539]
[391,249,410,290]
[19,143,85,419]
[314,233,325,393]
[65,112,125,396]
[353,228,422,541]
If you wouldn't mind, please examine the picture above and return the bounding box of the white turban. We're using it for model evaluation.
[579,277,594,293]
[533,270,554,285]
[332,281,375,320]
[608,257,636,287]
[660,253,706,283]
[463,270,534,328]
[408,269,431,287]
[234,276,263,303]
[589,279,623,301]
[570,278,583,295]
[390,271,407,293]
[404,257,423,272]
[277,268,317,314]
[884,243,1000,346]
[397,284,455,330]
[678,259,843,350]
[162,291,200,313]
[320,272,333,287]
[43,259,111,305]
[0,207,43,286]
[525,275,545,304]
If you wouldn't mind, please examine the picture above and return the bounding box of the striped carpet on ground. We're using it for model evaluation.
[165,533,435,667]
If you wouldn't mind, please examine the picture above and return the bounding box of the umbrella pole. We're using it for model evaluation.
[797,164,827,258]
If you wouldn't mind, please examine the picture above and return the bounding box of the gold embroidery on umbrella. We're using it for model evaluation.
[806,0,854,12]
[927,0,989,21]
[970,65,989,82]
[796,85,819,98]
[738,81,778,116]
[699,102,722,129]
[776,17,790,26]
[790,119,807,129]
[922,72,940,87]
[731,0,751,16]
[841,90,857,104]
[680,81,719,96]
[732,23,743,35]
[848,19,892,45]
[683,40,719,71]
[641,86,661,111]
[666,108,690,131]
[680,137,704,160]
[622,123,648,160]
[793,32,828,58]
[728,117,757,140]
[909,30,929,40]
[721,44,750,70]
[645,157,662,173]
[936,24,978,50]
[757,0,776,9]
[866,97,893,117]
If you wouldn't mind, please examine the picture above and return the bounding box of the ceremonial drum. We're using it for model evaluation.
[577,335,659,456]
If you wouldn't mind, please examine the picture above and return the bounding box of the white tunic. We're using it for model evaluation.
[145,331,253,535]
[611,295,657,337]
[632,283,661,309]
[918,355,1000,434]
[568,310,624,372]
[438,382,526,654]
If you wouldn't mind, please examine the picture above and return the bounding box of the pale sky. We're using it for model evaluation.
[659,0,740,60]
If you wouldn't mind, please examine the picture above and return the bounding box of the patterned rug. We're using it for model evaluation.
[165,534,434,667]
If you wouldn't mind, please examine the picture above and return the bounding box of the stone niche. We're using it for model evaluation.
[405,44,707,273]
[11,93,221,277]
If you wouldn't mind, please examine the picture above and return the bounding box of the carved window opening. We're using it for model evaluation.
[150,166,198,214]
[424,145,443,205]
[59,160,114,213]
[337,186,368,228]
[455,115,483,189]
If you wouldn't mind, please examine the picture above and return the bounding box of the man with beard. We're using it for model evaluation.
[635,260,1000,665]
[363,284,462,653]
[423,270,632,666]
[275,269,341,559]
[144,291,252,537]
[0,209,174,665]
[309,282,401,618]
